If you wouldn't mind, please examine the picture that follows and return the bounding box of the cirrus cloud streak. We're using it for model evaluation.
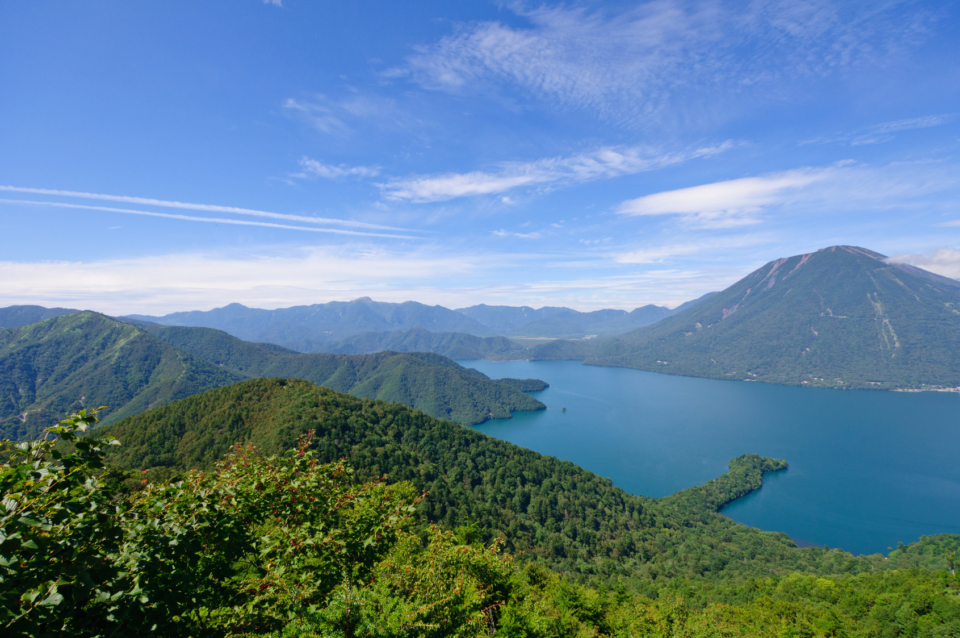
[0,185,405,231]
[380,142,732,203]
[617,161,960,228]
[0,199,417,239]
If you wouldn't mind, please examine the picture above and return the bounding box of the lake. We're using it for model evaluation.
[460,360,960,556]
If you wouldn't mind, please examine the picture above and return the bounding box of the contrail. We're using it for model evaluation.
[0,185,411,232]
[0,199,417,239]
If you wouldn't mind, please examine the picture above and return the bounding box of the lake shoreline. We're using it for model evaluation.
[464,359,960,557]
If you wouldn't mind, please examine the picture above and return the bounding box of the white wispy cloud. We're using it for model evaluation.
[294,157,381,180]
[263,0,281,6]
[283,94,402,137]
[0,247,484,314]
[0,184,405,231]
[0,247,740,314]
[380,142,732,203]
[614,235,772,264]
[886,248,960,280]
[618,167,831,227]
[283,98,350,136]
[802,113,959,146]
[870,114,957,135]
[0,199,416,239]
[852,114,957,145]
[492,229,541,239]
[394,1,928,123]
[617,161,960,228]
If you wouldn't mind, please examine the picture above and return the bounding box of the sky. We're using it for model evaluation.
[1,0,959,314]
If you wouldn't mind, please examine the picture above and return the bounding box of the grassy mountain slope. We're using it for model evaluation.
[141,324,545,425]
[0,312,244,439]
[321,326,528,359]
[0,304,78,328]
[533,246,960,390]
[101,377,911,587]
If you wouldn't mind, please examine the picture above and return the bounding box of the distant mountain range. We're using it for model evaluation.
[8,244,952,394]
[125,294,716,349]
[0,312,545,439]
[321,326,528,360]
[530,246,960,390]
[126,298,494,350]
[0,304,78,328]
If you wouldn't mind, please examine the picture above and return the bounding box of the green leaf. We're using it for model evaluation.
[38,591,64,607]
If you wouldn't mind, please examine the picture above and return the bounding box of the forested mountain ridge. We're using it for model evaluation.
[0,304,78,328]
[0,314,545,439]
[531,246,960,390]
[142,323,545,425]
[99,378,959,590]
[320,326,528,359]
[11,398,960,636]
[0,312,243,439]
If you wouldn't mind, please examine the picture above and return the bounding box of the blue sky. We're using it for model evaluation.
[1,0,959,314]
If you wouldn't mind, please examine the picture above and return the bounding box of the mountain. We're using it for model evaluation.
[128,296,715,351]
[0,312,244,440]
[100,377,891,583]
[535,246,960,390]
[671,291,719,313]
[454,303,679,337]
[138,323,545,425]
[0,314,545,440]
[0,304,78,328]
[453,304,570,333]
[127,297,495,350]
[508,304,675,338]
[321,326,528,359]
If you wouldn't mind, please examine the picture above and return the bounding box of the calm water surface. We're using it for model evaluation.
[461,360,960,556]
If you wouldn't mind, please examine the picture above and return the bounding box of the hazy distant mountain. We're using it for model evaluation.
[453,304,570,333]
[127,297,495,349]
[507,305,675,338]
[0,313,545,439]
[0,304,77,328]
[322,326,527,360]
[128,294,713,350]
[454,303,680,337]
[532,246,960,390]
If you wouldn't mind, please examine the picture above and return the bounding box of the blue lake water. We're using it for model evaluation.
[460,360,960,556]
